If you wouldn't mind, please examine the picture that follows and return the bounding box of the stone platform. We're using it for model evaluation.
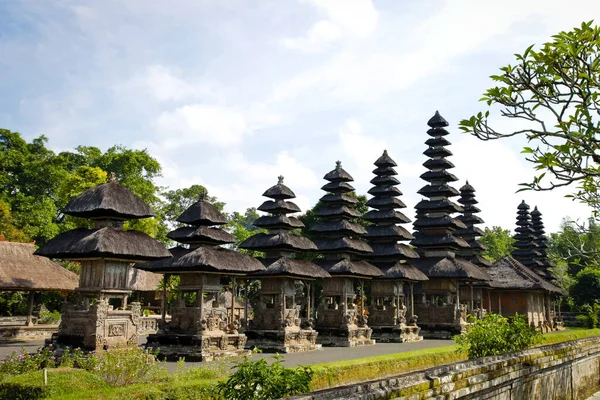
[245,328,322,353]
[0,325,58,340]
[146,332,250,361]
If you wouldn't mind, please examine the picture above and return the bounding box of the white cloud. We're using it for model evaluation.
[338,119,386,186]
[154,104,247,148]
[281,0,377,52]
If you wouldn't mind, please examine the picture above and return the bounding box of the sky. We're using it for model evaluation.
[0,0,599,233]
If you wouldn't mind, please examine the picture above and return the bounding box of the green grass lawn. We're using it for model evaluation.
[2,328,598,399]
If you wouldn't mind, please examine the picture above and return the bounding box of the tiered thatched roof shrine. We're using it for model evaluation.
[35,174,171,351]
[137,193,265,360]
[240,176,329,353]
[530,206,554,279]
[311,161,381,347]
[512,201,543,269]
[411,112,489,337]
[364,150,427,343]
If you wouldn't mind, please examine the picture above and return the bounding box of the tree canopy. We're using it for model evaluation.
[479,226,515,262]
[459,21,600,213]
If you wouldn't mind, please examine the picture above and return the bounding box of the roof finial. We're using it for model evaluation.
[335,160,342,170]
[383,149,388,156]
[466,180,469,185]
[277,175,284,185]
[108,172,117,183]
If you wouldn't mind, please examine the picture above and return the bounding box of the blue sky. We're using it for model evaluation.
[1,0,598,232]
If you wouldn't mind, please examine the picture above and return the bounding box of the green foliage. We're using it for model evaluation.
[460,21,600,213]
[217,355,313,400]
[571,268,600,307]
[549,217,600,276]
[479,226,515,261]
[0,292,28,316]
[0,346,57,380]
[454,313,542,359]
[575,303,600,328]
[37,310,61,325]
[226,207,265,257]
[94,346,168,386]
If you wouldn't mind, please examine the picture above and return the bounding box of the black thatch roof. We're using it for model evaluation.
[257,200,301,214]
[35,228,171,261]
[314,205,360,219]
[366,197,406,210]
[323,161,354,182]
[262,176,296,200]
[63,181,155,220]
[414,257,490,281]
[167,226,235,245]
[411,233,470,249]
[378,262,429,281]
[415,199,463,214]
[487,256,563,294]
[176,200,228,226]
[363,210,411,224]
[319,193,359,205]
[372,166,397,176]
[0,242,79,291]
[425,137,451,147]
[317,259,383,278]
[321,181,355,193]
[312,237,373,254]
[370,175,400,186]
[369,243,420,259]
[423,147,452,158]
[254,215,304,230]
[367,185,402,197]
[427,110,449,127]
[168,246,266,274]
[374,150,397,167]
[365,225,413,241]
[418,184,460,198]
[311,220,367,236]
[239,233,317,252]
[135,246,189,272]
[254,258,330,279]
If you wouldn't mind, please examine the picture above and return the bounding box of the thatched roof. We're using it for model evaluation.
[168,246,266,274]
[423,158,455,170]
[420,170,459,183]
[262,177,296,200]
[372,166,397,176]
[167,226,235,245]
[35,228,171,261]
[363,210,411,224]
[257,200,301,214]
[369,243,420,259]
[418,184,460,198]
[425,137,451,147]
[320,193,359,205]
[0,242,79,291]
[377,261,429,281]
[415,199,463,214]
[317,259,383,278]
[311,220,367,236]
[374,150,397,167]
[176,200,228,226]
[487,256,563,293]
[254,258,330,279]
[323,161,354,182]
[64,181,155,220]
[314,205,360,219]
[240,233,317,252]
[321,181,355,193]
[427,110,449,128]
[423,147,452,159]
[365,225,413,241]
[366,197,406,210]
[414,257,490,281]
[135,246,189,272]
[129,268,163,291]
[313,237,373,254]
[411,233,470,249]
[370,175,400,186]
[254,215,304,230]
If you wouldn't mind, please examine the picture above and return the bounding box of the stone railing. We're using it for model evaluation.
[289,336,600,400]
[138,315,161,334]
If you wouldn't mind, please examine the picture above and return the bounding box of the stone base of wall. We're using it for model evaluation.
[317,327,376,347]
[245,329,322,353]
[146,331,249,361]
[289,336,600,400]
[0,325,58,340]
[370,326,423,343]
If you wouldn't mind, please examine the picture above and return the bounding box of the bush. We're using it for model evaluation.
[94,346,168,386]
[217,355,313,400]
[576,303,600,328]
[0,346,56,379]
[37,310,61,325]
[454,313,542,359]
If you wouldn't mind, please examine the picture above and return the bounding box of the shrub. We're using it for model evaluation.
[217,355,313,400]
[0,346,56,379]
[576,303,600,328]
[454,313,542,359]
[94,346,168,386]
[37,310,61,325]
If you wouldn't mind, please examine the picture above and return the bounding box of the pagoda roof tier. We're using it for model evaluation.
[426,126,450,137]
[423,158,455,170]
[368,185,402,197]
[410,233,470,249]
[369,243,420,259]
[413,216,467,230]
[163,246,266,274]
[414,257,490,281]
[312,237,373,254]
[459,182,475,192]
[423,147,453,158]
[458,214,484,225]
[370,175,400,186]
[454,226,485,237]
[418,184,460,198]
[321,181,355,194]
[419,170,459,183]
[487,257,563,293]
[314,205,360,219]
[459,204,481,213]
[167,226,236,245]
[253,258,330,279]
[323,161,354,182]
[257,200,301,214]
[254,215,304,230]
[512,248,542,258]
[364,225,413,241]
[177,199,228,226]
[135,246,189,272]
[372,166,397,176]
[470,254,493,268]
[378,262,429,281]
[468,240,488,251]
[63,181,155,220]
[518,200,530,210]
[428,111,450,127]
[319,193,359,205]
[514,233,536,242]
[366,197,406,210]
[363,210,411,224]
[515,225,534,233]
[239,232,317,252]
[374,150,398,167]
[311,220,367,236]
[35,227,171,262]
[316,258,382,278]
[425,137,451,147]
[262,177,296,200]
[415,199,463,214]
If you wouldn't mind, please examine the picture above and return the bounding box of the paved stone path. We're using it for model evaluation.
[0,336,454,372]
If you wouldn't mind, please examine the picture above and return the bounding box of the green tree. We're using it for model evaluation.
[459,21,600,213]
[479,226,515,262]
[0,200,29,242]
[548,217,600,276]
[571,267,600,307]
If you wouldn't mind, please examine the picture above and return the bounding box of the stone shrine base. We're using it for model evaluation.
[371,324,423,343]
[0,325,58,340]
[245,328,322,353]
[146,332,249,361]
[317,326,376,347]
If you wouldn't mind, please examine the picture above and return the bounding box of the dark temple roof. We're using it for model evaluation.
[176,199,228,226]
[487,256,563,294]
[254,258,330,279]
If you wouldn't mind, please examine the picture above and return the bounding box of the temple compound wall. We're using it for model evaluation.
[288,336,600,400]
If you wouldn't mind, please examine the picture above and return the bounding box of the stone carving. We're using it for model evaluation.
[108,324,125,337]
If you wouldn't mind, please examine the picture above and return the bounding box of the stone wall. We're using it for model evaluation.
[289,336,600,400]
